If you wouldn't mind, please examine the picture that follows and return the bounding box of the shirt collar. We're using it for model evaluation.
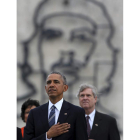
[85,109,96,121]
[49,98,63,111]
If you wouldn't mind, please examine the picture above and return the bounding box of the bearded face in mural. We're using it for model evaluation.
[17,0,118,117]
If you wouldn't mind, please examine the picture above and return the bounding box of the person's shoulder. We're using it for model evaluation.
[64,100,83,111]
[96,111,116,122]
[30,102,48,113]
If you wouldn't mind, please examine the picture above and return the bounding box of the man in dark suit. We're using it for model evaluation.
[77,83,120,140]
[24,71,88,140]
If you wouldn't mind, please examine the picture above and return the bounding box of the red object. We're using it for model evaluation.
[21,127,24,138]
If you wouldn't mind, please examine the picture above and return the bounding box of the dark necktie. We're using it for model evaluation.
[49,105,56,127]
[86,116,91,137]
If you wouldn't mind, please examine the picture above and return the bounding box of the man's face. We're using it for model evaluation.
[45,74,68,100]
[24,105,36,123]
[41,14,96,72]
[79,88,97,111]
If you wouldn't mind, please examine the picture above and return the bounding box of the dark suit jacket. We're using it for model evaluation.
[24,100,88,140]
[89,111,120,140]
[17,127,22,140]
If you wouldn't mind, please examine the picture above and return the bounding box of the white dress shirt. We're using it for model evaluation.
[85,109,96,130]
[46,98,63,140]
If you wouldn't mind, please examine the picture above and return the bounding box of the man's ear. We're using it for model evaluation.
[63,85,68,92]
[45,85,47,92]
[95,96,98,103]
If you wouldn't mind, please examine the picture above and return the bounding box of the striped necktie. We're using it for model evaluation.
[49,105,56,127]
[86,116,91,137]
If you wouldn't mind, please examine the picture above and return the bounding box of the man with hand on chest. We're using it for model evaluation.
[77,83,120,140]
[24,71,88,140]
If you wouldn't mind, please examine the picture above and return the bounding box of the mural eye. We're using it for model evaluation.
[42,29,63,39]
[76,34,87,40]
[71,33,88,41]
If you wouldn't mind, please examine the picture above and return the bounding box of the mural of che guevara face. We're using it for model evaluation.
[39,13,97,84]
[17,0,119,119]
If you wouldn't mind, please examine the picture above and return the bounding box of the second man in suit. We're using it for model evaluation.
[24,71,88,140]
[77,83,120,140]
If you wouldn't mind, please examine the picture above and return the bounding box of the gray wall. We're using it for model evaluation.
[17,0,123,139]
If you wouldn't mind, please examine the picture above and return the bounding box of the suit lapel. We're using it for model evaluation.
[40,102,50,131]
[57,100,70,124]
[90,111,102,138]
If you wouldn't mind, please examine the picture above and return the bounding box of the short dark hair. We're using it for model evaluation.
[47,71,67,85]
[20,99,40,122]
